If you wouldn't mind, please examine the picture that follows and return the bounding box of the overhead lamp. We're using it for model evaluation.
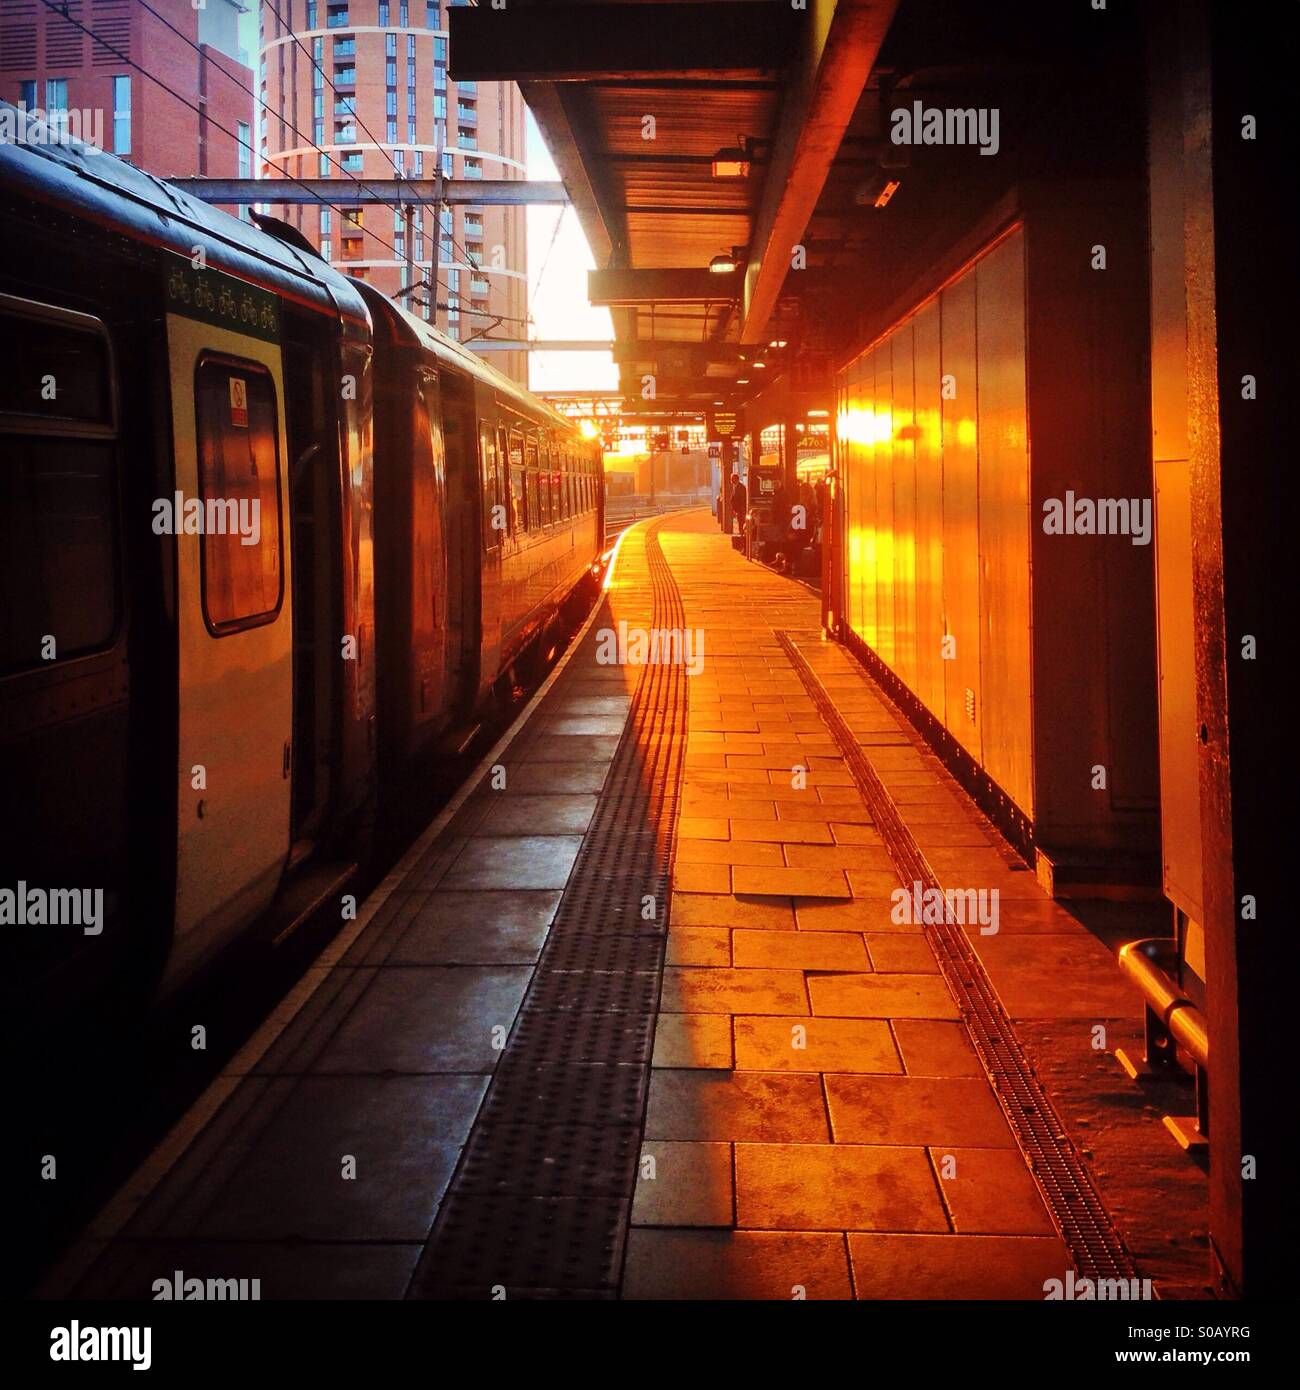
[854,172,902,209]
[768,339,787,349]
[711,143,752,179]
[874,178,901,208]
[709,251,738,274]
[736,378,749,385]
[752,360,766,369]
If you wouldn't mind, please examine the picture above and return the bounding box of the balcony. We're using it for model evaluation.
[334,67,356,88]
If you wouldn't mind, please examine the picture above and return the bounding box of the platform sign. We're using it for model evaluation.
[707,409,740,442]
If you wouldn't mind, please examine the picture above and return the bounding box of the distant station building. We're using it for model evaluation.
[258,0,528,383]
[0,0,255,212]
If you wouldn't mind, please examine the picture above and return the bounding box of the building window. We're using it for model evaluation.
[326,4,350,29]
[393,148,405,173]
[434,36,447,63]
[333,37,355,58]
[19,79,36,108]
[386,58,397,85]
[400,1,409,25]
[307,1,318,26]
[379,1,390,23]
[386,119,398,143]
[408,118,417,144]
[112,75,131,155]
[441,151,452,177]
[237,121,251,178]
[433,93,446,119]
[319,153,330,176]
[194,358,283,633]
[315,119,326,145]
[45,79,68,113]
[407,34,416,58]
[341,150,364,172]
[427,2,440,27]
[413,150,423,176]
[386,90,398,116]
[457,128,476,149]
[464,158,481,179]
[320,236,332,260]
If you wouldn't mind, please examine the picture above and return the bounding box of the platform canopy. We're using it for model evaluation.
[450,0,1109,418]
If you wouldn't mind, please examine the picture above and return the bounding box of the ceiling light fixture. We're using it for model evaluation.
[753,360,766,369]
[874,179,901,208]
[709,252,737,274]
[768,339,787,349]
[710,142,752,179]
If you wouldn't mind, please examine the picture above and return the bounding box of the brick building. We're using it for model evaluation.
[258,0,528,384]
[0,0,255,209]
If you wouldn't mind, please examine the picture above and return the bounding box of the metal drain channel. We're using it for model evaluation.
[410,520,688,1298]
[777,631,1138,1284]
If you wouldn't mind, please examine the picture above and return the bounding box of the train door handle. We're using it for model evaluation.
[283,741,292,779]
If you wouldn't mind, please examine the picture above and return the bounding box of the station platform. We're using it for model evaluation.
[47,510,1152,1302]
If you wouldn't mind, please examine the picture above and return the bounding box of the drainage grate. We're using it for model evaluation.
[409,520,688,1298]
[777,631,1138,1284]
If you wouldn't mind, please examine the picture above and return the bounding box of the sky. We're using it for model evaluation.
[523,111,616,392]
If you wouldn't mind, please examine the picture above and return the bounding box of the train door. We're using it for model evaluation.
[163,275,292,984]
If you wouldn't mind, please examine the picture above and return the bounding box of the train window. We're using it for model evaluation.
[194,357,283,633]
[507,429,525,533]
[526,437,545,526]
[0,306,120,673]
[480,422,500,549]
[0,314,112,422]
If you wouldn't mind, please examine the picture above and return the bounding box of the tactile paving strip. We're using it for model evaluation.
[777,631,1139,1283]
[409,521,688,1297]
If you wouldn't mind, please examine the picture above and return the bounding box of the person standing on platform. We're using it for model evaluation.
[729,472,747,536]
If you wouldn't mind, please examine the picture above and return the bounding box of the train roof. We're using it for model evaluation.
[0,102,369,330]
[352,279,578,436]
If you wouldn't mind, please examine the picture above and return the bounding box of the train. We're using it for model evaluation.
[0,109,604,1004]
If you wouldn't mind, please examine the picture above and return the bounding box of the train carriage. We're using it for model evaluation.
[0,109,602,1005]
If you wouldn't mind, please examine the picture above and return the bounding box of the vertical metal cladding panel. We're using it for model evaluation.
[912,297,945,720]
[940,272,982,761]
[844,371,863,639]
[873,343,895,669]
[858,352,878,652]
[837,381,856,635]
[891,321,918,693]
[975,230,1034,818]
